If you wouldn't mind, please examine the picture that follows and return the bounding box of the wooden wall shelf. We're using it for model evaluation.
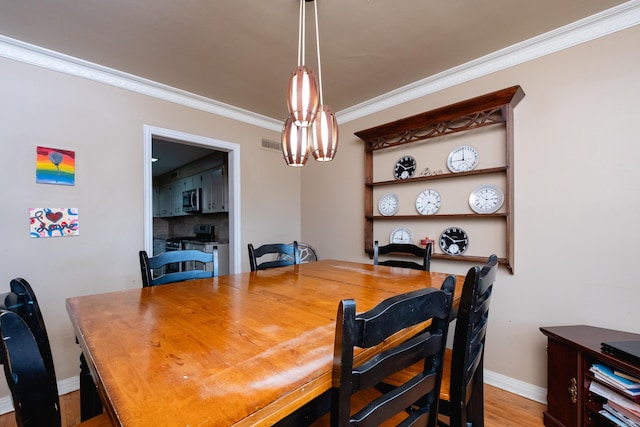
[355,86,525,273]
[368,213,507,220]
[368,167,508,187]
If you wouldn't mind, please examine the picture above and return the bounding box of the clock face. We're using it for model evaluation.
[415,189,441,215]
[469,184,505,214]
[447,145,479,173]
[390,227,412,244]
[394,156,417,180]
[378,192,399,216]
[439,227,469,255]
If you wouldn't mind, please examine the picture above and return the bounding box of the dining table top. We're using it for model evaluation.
[67,259,465,427]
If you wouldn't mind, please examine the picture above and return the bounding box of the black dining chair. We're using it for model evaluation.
[437,254,498,427]
[0,279,110,427]
[373,240,432,271]
[329,276,456,426]
[278,242,318,263]
[248,241,300,271]
[0,278,57,401]
[139,248,218,287]
[381,254,499,427]
[1,278,104,420]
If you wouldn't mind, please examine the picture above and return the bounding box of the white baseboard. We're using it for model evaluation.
[0,397,12,416]
[485,369,548,404]
[0,372,546,416]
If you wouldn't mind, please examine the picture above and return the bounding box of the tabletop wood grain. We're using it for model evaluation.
[67,260,464,427]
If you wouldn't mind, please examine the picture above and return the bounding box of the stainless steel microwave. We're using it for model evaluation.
[182,188,201,213]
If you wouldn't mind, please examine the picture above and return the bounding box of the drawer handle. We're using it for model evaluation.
[568,378,577,403]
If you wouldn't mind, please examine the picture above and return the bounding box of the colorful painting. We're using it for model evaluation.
[36,146,75,185]
[30,208,79,238]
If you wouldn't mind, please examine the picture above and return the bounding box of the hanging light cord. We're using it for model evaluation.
[297,0,304,67]
[313,0,324,105]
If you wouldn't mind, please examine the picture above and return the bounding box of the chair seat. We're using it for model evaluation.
[79,413,112,426]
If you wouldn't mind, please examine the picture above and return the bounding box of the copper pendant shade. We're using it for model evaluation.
[282,116,309,167]
[282,0,338,167]
[287,66,319,128]
[310,105,338,161]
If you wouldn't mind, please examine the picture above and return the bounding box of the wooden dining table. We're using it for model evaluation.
[67,259,464,426]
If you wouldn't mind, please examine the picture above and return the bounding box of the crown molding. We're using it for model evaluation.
[337,0,640,123]
[1,1,638,130]
[0,35,283,132]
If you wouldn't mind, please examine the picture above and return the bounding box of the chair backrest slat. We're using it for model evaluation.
[139,249,218,287]
[248,241,300,271]
[373,241,432,271]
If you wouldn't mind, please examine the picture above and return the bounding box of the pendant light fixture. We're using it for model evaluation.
[287,0,319,129]
[281,116,310,167]
[309,0,338,161]
[282,0,338,167]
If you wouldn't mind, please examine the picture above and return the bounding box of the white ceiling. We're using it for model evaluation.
[0,0,631,122]
[152,138,216,176]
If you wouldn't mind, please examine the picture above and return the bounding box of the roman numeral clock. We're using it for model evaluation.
[355,86,525,274]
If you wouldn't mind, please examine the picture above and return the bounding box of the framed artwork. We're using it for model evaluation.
[30,208,79,238]
[36,146,75,185]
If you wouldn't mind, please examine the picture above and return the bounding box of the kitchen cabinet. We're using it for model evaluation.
[152,188,161,217]
[156,182,184,217]
[172,182,184,216]
[157,183,173,217]
[201,166,227,213]
[198,171,213,213]
[154,165,227,217]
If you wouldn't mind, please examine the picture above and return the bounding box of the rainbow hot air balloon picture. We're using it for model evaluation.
[36,146,75,185]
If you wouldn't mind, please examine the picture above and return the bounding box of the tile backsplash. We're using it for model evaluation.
[153,212,229,242]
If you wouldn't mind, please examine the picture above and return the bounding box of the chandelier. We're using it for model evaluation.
[282,0,338,167]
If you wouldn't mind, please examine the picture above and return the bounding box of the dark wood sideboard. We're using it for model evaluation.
[540,325,640,427]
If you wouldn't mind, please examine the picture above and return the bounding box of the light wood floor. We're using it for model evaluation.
[0,384,546,426]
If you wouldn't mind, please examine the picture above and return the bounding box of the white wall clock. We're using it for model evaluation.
[415,189,441,215]
[447,145,479,173]
[390,227,412,244]
[469,184,504,214]
[377,192,399,216]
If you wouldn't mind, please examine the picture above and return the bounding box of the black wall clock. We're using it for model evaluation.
[439,227,469,255]
[393,156,417,180]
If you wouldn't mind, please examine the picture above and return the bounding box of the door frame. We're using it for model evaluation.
[143,125,241,274]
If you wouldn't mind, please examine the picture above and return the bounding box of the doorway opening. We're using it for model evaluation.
[143,125,241,274]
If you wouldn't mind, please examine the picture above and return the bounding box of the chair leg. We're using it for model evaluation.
[80,352,103,421]
[469,359,485,427]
